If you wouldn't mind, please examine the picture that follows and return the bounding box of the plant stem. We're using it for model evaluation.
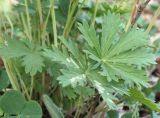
[3,59,19,90]
[36,0,43,42]
[131,0,151,26]
[125,0,139,32]
[74,96,82,118]
[13,63,30,100]
[5,14,14,37]
[42,73,45,94]
[24,0,32,41]
[50,0,58,47]
[20,13,30,40]
[63,0,79,38]
[30,76,34,99]
[146,6,160,34]
[125,0,151,32]
[91,0,99,26]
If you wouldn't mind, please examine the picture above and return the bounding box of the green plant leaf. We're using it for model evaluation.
[0,90,26,114]
[121,112,133,118]
[60,37,80,60]
[80,14,155,86]
[42,95,64,118]
[19,101,42,118]
[78,21,101,55]
[107,28,149,58]
[0,40,45,75]
[101,63,149,86]
[0,107,3,117]
[58,68,86,87]
[129,89,160,112]
[93,80,117,109]
[108,49,155,66]
[101,13,121,56]
[62,87,77,99]
[0,70,10,90]
[22,52,44,76]
[75,86,95,98]
[106,110,119,118]
[0,39,28,58]
[43,49,75,67]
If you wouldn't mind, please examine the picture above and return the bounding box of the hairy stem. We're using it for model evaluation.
[91,0,99,26]
[50,0,58,47]
[146,6,160,34]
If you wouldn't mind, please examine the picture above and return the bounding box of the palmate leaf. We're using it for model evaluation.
[22,53,44,76]
[79,13,155,86]
[0,40,44,76]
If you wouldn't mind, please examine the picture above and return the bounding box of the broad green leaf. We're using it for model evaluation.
[42,95,64,118]
[0,70,10,90]
[129,89,160,112]
[19,101,42,118]
[0,90,26,114]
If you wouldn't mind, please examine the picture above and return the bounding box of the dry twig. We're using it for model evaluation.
[131,0,151,26]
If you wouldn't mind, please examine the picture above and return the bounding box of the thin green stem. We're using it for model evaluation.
[50,0,58,47]
[36,0,45,45]
[24,0,32,41]
[74,96,83,118]
[42,73,45,94]
[13,64,30,100]
[63,0,79,38]
[146,6,160,34]
[20,13,30,40]
[30,76,34,99]
[5,14,14,37]
[3,59,19,90]
[91,0,99,26]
